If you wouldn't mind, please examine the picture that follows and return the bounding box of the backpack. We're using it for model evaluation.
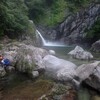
[1,59,11,66]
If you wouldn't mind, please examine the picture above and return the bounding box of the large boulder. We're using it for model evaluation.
[76,61,100,91]
[76,61,100,82]
[91,40,100,53]
[68,46,93,60]
[15,44,48,72]
[1,42,48,73]
[43,55,77,82]
[85,63,100,92]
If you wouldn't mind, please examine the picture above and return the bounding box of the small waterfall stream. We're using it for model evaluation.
[36,30,66,47]
[36,30,46,45]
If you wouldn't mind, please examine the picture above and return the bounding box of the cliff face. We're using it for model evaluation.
[47,3,100,44]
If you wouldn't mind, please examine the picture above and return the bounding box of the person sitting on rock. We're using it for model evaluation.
[0,55,3,61]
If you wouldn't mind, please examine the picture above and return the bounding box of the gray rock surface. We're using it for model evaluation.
[1,42,48,74]
[15,44,48,72]
[43,55,77,81]
[76,61,100,82]
[76,61,100,91]
[85,63,100,92]
[68,46,93,60]
[46,3,100,44]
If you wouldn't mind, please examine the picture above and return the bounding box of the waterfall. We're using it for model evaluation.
[36,30,46,45]
[36,30,66,47]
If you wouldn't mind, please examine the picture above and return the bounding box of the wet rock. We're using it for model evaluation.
[91,40,100,53]
[49,50,55,55]
[43,55,77,82]
[68,46,93,60]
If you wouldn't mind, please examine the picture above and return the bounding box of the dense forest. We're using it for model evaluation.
[0,0,99,41]
[25,0,92,26]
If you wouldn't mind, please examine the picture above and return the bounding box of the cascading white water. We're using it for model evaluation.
[36,30,46,45]
[36,30,66,47]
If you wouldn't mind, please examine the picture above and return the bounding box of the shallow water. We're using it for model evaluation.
[43,46,94,66]
[0,73,53,100]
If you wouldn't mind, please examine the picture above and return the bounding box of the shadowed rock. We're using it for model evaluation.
[91,39,100,53]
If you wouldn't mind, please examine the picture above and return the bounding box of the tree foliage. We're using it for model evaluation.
[86,18,100,42]
[45,0,67,26]
[0,0,98,40]
[0,0,29,38]
[25,0,46,22]
[25,0,92,27]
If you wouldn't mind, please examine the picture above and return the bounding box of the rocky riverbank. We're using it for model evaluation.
[0,39,100,100]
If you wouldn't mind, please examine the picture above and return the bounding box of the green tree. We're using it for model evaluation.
[25,0,46,22]
[25,0,92,27]
[0,0,29,38]
[86,18,100,42]
[48,0,67,26]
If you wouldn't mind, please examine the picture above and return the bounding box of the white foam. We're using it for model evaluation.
[36,30,66,47]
